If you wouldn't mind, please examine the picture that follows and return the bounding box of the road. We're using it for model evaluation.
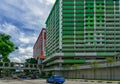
[0,79,118,84]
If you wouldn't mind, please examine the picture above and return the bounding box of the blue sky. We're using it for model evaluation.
[0,0,55,63]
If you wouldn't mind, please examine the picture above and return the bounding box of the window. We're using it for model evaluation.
[97,33,100,35]
[97,42,100,44]
[97,3,99,5]
[90,33,93,35]
[90,38,93,40]
[96,16,100,18]
[90,16,93,18]
[97,20,100,22]
[91,42,93,44]
[90,20,93,22]
[90,25,93,26]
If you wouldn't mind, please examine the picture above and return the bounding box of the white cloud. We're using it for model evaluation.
[10,57,21,63]
[19,33,30,44]
[38,0,55,4]
[9,46,33,63]
[19,38,30,44]
[0,0,55,30]
[0,0,55,63]
[19,47,33,54]
[46,0,56,4]
[10,55,31,63]
[0,22,36,62]
[0,23,19,35]
[0,23,21,44]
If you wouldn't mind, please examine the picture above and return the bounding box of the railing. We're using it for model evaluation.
[0,62,38,70]
[43,60,120,71]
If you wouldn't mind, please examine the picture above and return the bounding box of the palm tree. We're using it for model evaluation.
[73,64,80,78]
[62,64,71,78]
[106,57,116,80]
[63,64,70,69]
[91,60,98,80]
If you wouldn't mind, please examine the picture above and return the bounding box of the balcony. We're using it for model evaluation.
[64,59,85,63]
[42,53,64,63]
[43,60,120,71]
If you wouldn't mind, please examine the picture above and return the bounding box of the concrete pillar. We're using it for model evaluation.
[33,64,35,68]
[3,62,5,67]
[23,64,25,68]
[28,64,30,68]
[59,57,62,67]
[9,63,11,67]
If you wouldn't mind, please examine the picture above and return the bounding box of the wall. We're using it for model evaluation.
[54,66,120,80]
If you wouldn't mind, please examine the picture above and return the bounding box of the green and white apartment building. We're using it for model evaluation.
[43,0,120,79]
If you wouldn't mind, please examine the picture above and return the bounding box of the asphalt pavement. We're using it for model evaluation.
[0,79,118,84]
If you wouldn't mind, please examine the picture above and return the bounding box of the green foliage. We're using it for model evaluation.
[91,60,99,79]
[73,64,79,69]
[0,33,18,62]
[63,64,71,69]
[106,57,116,80]
[30,64,33,68]
[4,63,9,67]
[40,72,50,78]
[91,60,98,69]
[0,62,3,66]
[10,62,14,67]
[2,57,10,62]
[24,70,31,75]
[25,64,29,67]
[25,58,37,64]
[106,57,116,63]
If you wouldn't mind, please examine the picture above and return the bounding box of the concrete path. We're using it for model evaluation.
[0,79,118,84]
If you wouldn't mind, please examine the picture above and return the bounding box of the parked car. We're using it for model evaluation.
[18,75,28,79]
[46,75,65,84]
[29,75,38,79]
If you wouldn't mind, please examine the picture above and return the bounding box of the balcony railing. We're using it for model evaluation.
[43,60,120,71]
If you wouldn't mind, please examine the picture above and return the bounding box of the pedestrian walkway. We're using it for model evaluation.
[0,62,38,70]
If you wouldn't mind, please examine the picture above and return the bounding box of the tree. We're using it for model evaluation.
[73,64,80,78]
[106,57,116,80]
[0,33,17,77]
[25,58,37,64]
[62,64,71,78]
[63,64,71,69]
[91,60,98,80]
[3,57,10,62]
[0,33,18,62]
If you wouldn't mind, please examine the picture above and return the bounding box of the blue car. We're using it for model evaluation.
[46,75,65,84]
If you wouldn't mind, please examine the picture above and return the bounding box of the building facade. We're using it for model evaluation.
[43,0,120,75]
[33,28,46,64]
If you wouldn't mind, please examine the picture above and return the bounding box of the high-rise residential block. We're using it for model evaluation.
[43,0,120,71]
